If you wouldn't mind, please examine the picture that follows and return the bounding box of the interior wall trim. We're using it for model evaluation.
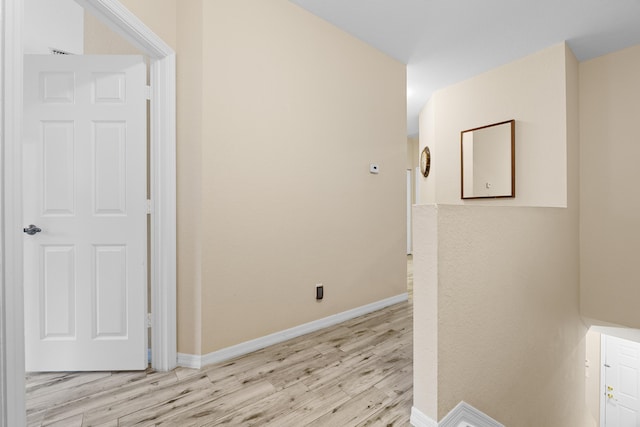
[410,407,438,427]
[439,401,504,427]
[410,402,504,427]
[178,293,409,369]
[1,1,27,425]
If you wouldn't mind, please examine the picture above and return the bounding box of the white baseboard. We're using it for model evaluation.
[176,352,200,369]
[411,406,438,427]
[411,402,503,427]
[440,401,504,427]
[177,293,409,369]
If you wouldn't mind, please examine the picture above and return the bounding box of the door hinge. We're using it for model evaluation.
[146,199,152,215]
[145,85,152,100]
[146,313,152,328]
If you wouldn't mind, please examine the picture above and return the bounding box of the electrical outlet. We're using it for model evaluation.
[316,284,324,300]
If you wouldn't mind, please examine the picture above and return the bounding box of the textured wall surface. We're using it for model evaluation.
[413,42,589,426]
[436,205,586,425]
[580,44,640,330]
[412,204,438,420]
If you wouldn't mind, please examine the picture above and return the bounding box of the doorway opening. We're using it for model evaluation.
[1,0,176,425]
[406,135,419,300]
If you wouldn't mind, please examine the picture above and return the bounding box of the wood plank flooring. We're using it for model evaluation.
[26,301,413,426]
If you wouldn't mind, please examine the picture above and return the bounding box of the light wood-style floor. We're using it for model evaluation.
[26,300,413,426]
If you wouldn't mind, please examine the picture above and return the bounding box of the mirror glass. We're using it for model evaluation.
[461,120,515,199]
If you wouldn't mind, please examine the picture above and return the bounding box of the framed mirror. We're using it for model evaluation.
[461,119,515,199]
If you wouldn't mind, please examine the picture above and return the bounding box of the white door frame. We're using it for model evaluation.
[0,1,177,425]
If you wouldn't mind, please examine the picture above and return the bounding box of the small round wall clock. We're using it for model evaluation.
[420,146,431,177]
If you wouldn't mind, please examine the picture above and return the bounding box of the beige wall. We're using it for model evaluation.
[407,136,419,204]
[84,0,406,356]
[580,44,640,330]
[198,0,406,353]
[436,206,586,425]
[580,45,640,425]
[414,205,592,427]
[176,0,204,356]
[84,12,139,55]
[585,329,601,426]
[407,136,419,170]
[419,44,569,207]
[84,0,176,54]
[412,204,438,419]
[414,206,588,425]
[413,44,589,425]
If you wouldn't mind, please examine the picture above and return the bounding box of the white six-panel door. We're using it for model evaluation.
[23,55,147,371]
[604,335,640,427]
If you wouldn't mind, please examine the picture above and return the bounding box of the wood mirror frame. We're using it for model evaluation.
[461,119,515,199]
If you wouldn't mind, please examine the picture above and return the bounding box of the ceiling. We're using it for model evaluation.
[290,0,640,135]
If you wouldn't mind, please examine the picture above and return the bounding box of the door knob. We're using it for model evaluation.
[23,224,42,235]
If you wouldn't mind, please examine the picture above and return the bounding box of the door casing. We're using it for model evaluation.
[0,1,177,425]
